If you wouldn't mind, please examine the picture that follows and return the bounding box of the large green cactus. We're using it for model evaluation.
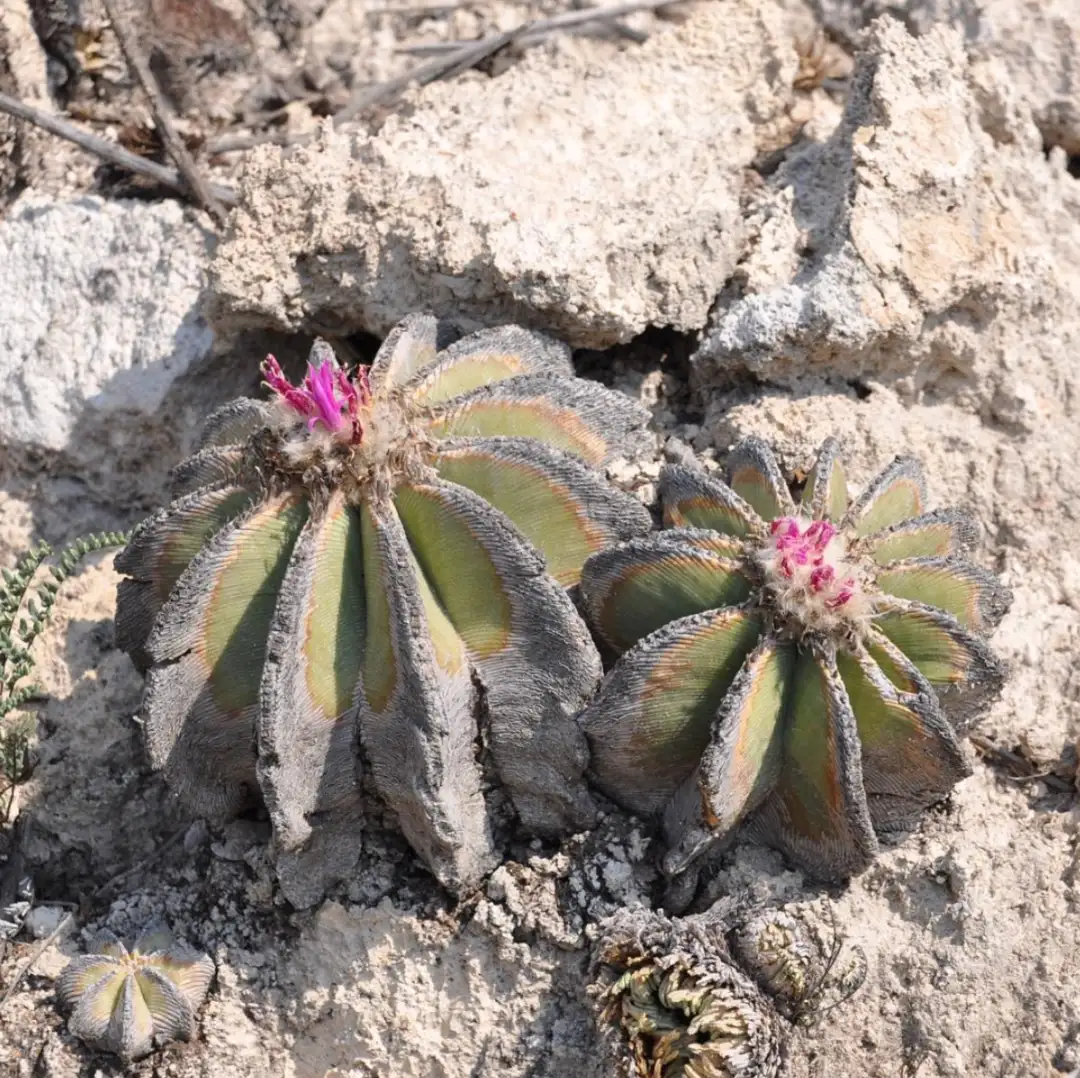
[115,315,652,903]
[579,437,1011,884]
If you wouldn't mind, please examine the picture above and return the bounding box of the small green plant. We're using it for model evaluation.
[56,926,214,1061]
[0,533,128,820]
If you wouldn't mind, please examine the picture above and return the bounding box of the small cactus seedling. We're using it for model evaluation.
[579,437,1011,882]
[592,906,784,1078]
[114,315,652,904]
[57,927,214,1061]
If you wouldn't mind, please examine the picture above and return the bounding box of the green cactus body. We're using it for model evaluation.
[579,437,1011,883]
[56,928,214,1061]
[115,315,652,903]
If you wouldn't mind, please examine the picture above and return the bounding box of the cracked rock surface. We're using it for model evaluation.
[208,0,800,348]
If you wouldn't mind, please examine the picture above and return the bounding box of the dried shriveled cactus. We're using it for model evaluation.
[592,900,865,1077]
[729,905,866,1023]
[56,927,214,1061]
[579,437,1011,882]
[592,906,784,1078]
[115,315,652,903]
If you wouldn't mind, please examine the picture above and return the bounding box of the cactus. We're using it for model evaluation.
[56,927,214,1061]
[114,315,652,904]
[592,906,784,1078]
[579,437,1011,883]
[591,899,866,1077]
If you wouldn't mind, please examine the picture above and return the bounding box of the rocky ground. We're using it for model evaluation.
[1,0,1079,1075]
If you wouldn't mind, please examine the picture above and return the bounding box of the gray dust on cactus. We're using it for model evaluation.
[578,437,1012,886]
[591,905,784,1078]
[114,314,653,905]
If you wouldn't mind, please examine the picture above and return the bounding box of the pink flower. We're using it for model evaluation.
[262,343,372,442]
[768,516,857,608]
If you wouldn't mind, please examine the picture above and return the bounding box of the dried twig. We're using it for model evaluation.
[99,0,227,224]
[0,911,72,1005]
[0,90,238,204]
[369,0,472,14]
[90,827,187,905]
[394,0,688,55]
[208,23,527,152]
[208,0,685,155]
[336,22,527,123]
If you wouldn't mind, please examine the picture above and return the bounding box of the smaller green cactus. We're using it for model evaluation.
[579,437,1011,883]
[56,927,214,1061]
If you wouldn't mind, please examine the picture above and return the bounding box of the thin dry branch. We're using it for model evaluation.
[336,22,527,123]
[0,90,238,204]
[99,0,227,224]
[208,22,528,152]
[0,911,72,1005]
[395,0,688,55]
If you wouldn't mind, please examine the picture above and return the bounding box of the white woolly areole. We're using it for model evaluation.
[754,514,872,639]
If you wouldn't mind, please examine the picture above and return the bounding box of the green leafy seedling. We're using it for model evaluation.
[0,533,128,821]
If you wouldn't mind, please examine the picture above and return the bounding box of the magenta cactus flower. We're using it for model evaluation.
[262,343,372,438]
